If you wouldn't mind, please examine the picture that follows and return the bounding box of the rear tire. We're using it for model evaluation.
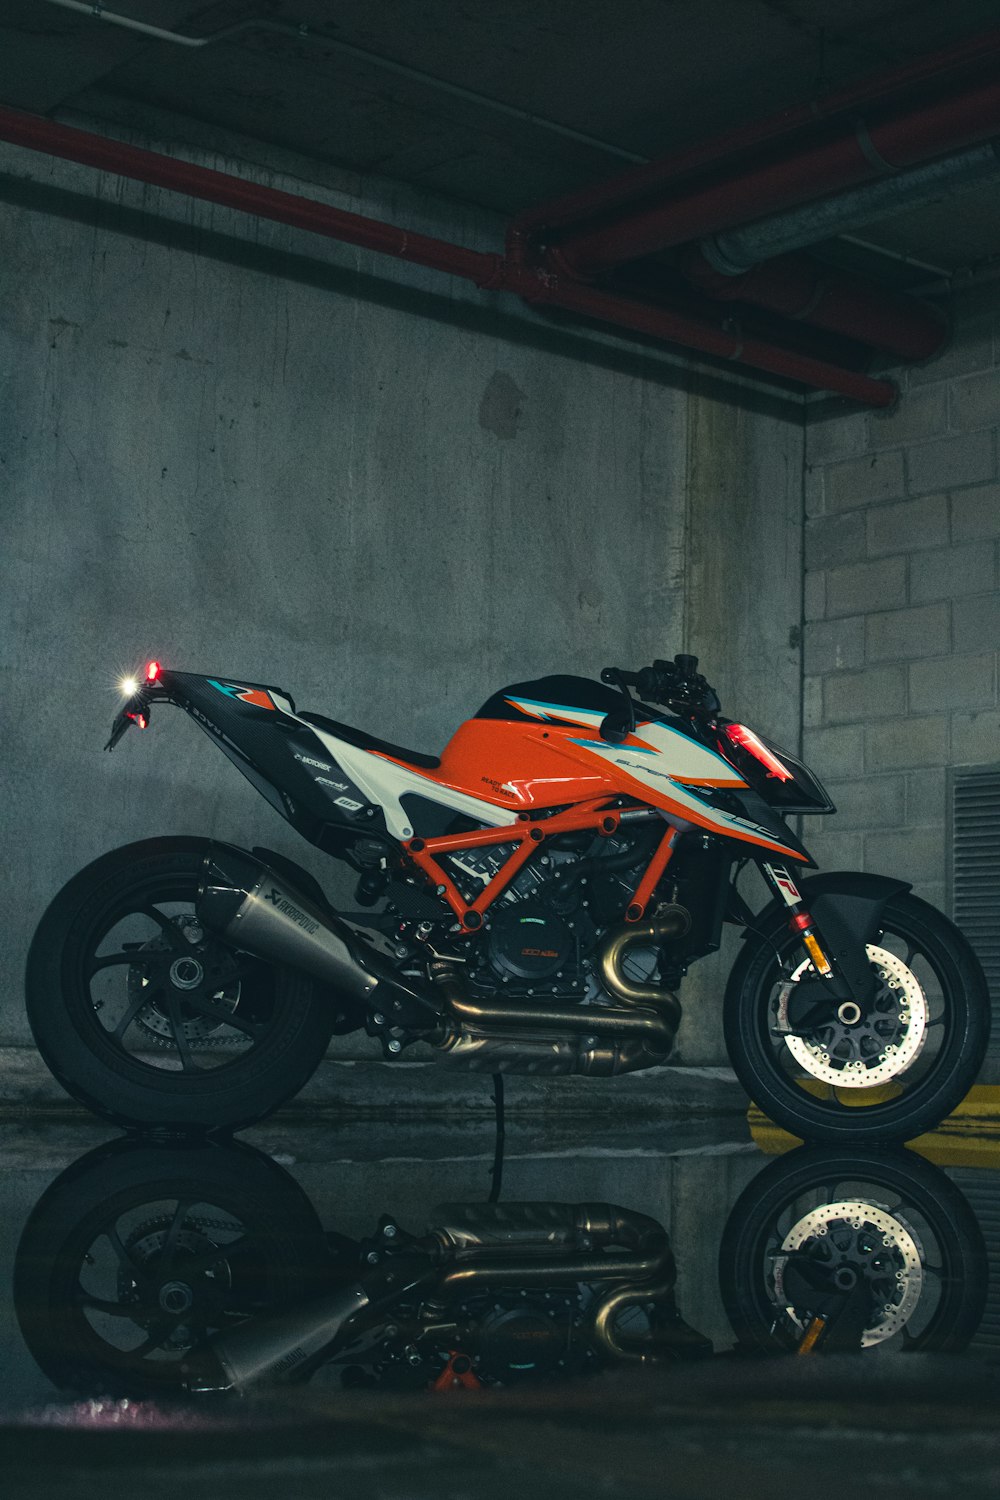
[25,837,335,1131]
[14,1135,330,1395]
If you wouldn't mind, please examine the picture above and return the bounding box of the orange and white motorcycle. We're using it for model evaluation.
[27,653,989,1141]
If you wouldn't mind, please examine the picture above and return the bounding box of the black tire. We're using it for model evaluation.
[724,887,990,1144]
[718,1146,988,1354]
[25,837,335,1130]
[14,1135,331,1395]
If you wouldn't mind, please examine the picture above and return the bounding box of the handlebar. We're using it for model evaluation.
[601,655,720,715]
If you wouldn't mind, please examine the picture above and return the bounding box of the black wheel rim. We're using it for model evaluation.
[751,906,967,1123]
[721,1150,987,1355]
[76,868,286,1076]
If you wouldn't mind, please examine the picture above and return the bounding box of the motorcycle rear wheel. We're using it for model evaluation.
[14,1134,330,1395]
[723,888,990,1144]
[26,837,335,1131]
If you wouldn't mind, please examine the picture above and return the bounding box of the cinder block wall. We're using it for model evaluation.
[802,284,1000,926]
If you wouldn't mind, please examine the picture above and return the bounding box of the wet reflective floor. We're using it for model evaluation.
[2,1098,1000,1498]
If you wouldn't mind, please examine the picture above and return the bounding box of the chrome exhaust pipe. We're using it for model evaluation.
[429,904,688,1072]
[599,904,690,1011]
[196,843,436,1021]
[186,1283,372,1392]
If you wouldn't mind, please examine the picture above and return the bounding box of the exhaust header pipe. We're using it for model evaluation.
[196,843,436,1023]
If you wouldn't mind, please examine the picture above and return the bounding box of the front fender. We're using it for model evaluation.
[741,871,912,942]
[739,870,912,1006]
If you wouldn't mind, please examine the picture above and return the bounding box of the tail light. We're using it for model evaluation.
[146,660,161,682]
[724,723,793,781]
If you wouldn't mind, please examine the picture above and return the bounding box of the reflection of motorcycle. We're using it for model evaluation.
[719,1146,988,1355]
[15,1138,989,1398]
[26,654,990,1141]
[13,1137,331,1396]
[13,1138,710,1397]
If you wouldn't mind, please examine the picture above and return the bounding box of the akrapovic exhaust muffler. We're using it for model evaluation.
[186,1283,372,1392]
[196,843,435,1022]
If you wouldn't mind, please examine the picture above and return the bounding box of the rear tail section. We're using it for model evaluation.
[107,665,386,854]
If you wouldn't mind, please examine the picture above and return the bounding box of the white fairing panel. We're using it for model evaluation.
[306,727,517,840]
[568,722,790,847]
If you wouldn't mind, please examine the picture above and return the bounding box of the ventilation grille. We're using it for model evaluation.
[952,770,1000,1053]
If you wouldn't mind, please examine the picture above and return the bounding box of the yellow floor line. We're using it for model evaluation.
[749,1085,1000,1167]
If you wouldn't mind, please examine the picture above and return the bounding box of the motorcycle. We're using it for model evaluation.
[25,653,989,1140]
[14,1136,985,1396]
[14,1137,711,1398]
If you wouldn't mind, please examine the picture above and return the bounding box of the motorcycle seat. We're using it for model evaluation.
[298,711,441,770]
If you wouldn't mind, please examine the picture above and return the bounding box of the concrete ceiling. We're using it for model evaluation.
[3,0,1000,289]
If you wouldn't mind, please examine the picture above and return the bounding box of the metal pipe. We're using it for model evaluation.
[0,106,493,282]
[511,22,1000,240]
[37,0,644,164]
[0,105,897,404]
[436,1247,669,1294]
[551,71,1000,277]
[433,972,677,1048]
[431,1202,668,1256]
[599,907,689,1007]
[590,1274,678,1362]
[527,276,897,406]
[702,140,1000,276]
[681,250,949,362]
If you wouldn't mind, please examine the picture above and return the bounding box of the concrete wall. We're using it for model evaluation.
[803,286,1000,1053]
[0,108,803,1060]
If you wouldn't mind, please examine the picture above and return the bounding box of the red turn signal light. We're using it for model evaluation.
[146,661,161,682]
[724,723,793,781]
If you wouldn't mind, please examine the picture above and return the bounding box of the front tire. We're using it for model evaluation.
[26,837,335,1131]
[719,1146,988,1353]
[724,887,990,1144]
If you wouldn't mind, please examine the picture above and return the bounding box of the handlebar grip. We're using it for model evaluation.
[601,667,640,687]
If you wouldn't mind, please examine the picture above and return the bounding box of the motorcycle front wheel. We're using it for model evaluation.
[723,887,990,1144]
[26,837,335,1130]
[718,1146,987,1354]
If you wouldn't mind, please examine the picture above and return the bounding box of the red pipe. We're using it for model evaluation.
[551,69,1000,277]
[520,277,895,405]
[511,22,1000,242]
[0,105,896,406]
[0,106,493,283]
[680,250,949,362]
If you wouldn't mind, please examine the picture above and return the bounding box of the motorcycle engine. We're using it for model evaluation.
[487,901,574,982]
[469,1291,579,1381]
[451,832,657,999]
